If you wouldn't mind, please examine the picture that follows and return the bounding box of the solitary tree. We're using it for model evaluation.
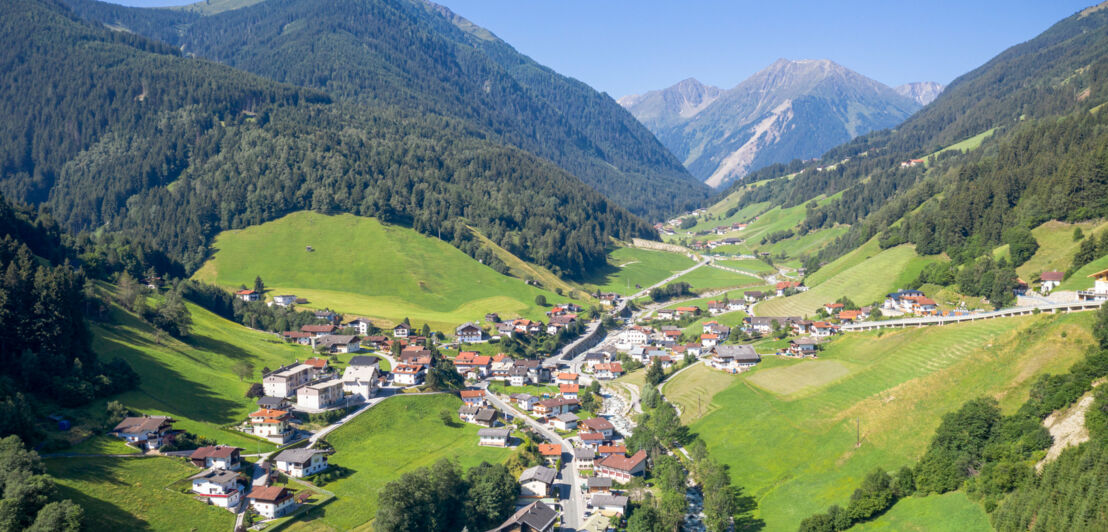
[534,295,547,307]
[254,276,265,295]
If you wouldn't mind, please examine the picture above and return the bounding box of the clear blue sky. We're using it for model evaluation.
[108,0,1097,97]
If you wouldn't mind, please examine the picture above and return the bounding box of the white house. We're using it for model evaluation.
[111,416,174,450]
[590,494,629,516]
[235,289,261,302]
[478,427,511,447]
[594,450,648,484]
[519,466,556,498]
[617,327,649,348]
[392,364,425,386]
[552,412,578,431]
[272,294,297,307]
[341,364,378,401]
[190,469,242,509]
[392,323,412,338]
[1040,271,1065,294]
[296,380,344,410]
[1079,268,1108,301]
[274,448,329,478]
[345,318,374,335]
[189,445,242,471]
[710,344,761,373]
[247,486,296,518]
[455,322,484,343]
[263,364,315,398]
[248,408,292,440]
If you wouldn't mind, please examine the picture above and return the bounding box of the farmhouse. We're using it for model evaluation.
[247,486,296,519]
[547,315,577,334]
[263,364,316,397]
[559,384,579,399]
[810,321,839,337]
[272,294,297,307]
[235,289,261,302]
[776,281,805,296]
[485,313,501,323]
[474,407,498,427]
[297,380,344,410]
[710,344,761,373]
[300,324,336,337]
[579,417,615,439]
[455,322,484,343]
[1040,271,1065,294]
[460,389,486,406]
[282,331,313,345]
[656,308,676,320]
[274,448,329,478]
[392,323,412,338]
[593,362,624,380]
[112,416,175,450]
[535,397,579,416]
[837,310,863,323]
[707,300,728,315]
[508,366,531,386]
[189,445,242,471]
[700,333,719,348]
[478,427,511,447]
[744,290,765,303]
[316,334,361,354]
[788,338,819,357]
[190,468,242,508]
[594,449,648,483]
[488,501,557,532]
[617,327,649,347]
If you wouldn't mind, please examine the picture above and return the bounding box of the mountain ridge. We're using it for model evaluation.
[894,81,944,106]
[621,58,920,188]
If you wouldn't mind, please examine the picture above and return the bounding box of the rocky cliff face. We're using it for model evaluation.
[895,81,945,106]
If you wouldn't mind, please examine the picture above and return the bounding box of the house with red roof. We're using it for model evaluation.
[594,450,648,483]
[235,289,261,302]
[248,485,296,518]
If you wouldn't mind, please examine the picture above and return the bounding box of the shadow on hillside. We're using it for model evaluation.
[51,473,154,531]
[574,260,621,290]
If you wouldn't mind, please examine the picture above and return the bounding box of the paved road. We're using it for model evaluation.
[483,390,584,530]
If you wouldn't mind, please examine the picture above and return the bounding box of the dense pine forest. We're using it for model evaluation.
[62,0,711,221]
[0,0,659,279]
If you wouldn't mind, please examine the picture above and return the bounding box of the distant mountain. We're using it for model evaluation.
[621,59,920,188]
[617,78,722,132]
[62,0,711,221]
[894,81,944,106]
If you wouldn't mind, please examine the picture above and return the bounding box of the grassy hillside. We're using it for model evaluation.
[756,244,937,317]
[991,220,1108,280]
[193,211,565,330]
[852,492,991,531]
[85,285,309,450]
[675,312,1096,531]
[585,246,696,296]
[1058,254,1108,291]
[468,225,585,298]
[301,394,512,530]
[662,363,736,423]
[47,457,234,532]
[670,266,762,291]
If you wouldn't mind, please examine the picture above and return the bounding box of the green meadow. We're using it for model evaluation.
[670,265,762,291]
[46,457,234,532]
[193,211,565,331]
[297,394,512,531]
[586,246,696,296]
[992,219,1108,280]
[87,288,310,450]
[670,312,1096,531]
[1058,253,1108,291]
[756,244,936,317]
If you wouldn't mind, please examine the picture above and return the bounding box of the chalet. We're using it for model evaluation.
[304,357,329,373]
[190,468,242,508]
[655,308,676,320]
[700,333,719,348]
[707,300,728,315]
[594,450,648,483]
[508,366,530,386]
[837,310,863,323]
[744,291,765,303]
[823,302,844,315]
[399,345,432,363]
[488,501,557,532]
[574,447,596,469]
[247,486,296,519]
[788,338,819,357]
[363,335,389,350]
[776,281,805,297]
[296,380,344,410]
[559,384,580,400]
[455,322,484,343]
[316,334,361,354]
[538,443,562,465]
[885,290,925,311]
[345,318,374,336]
[341,364,378,400]
[485,313,501,323]
[495,321,516,338]
[510,393,538,411]
[300,324,337,337]
[235,289,261,302]
[587,477,612,494]
[791,320,813,335]
[458,405,481,424]
[579,417,615,439]
[112,416,175,450]
[454,352,492,378]
[598,292,621,306]
[1039,271,1067,294]
[811,321,839,337]
[579,431,605,448]
[552,412,579,431]
[745,316,794,335]
[513,319,545,335]
[684,343,702,357]
[583,352,610,369]
[710,344,761,373]
[534,397,579,416]
[392,323,412,338]
[593,362,624,380]
[478,427,511,447]
[675,306,700,318]
[547,315,577,334]
[189,445,242,471]
[556,372,579,385]
[474,407,498,427]
[459,389,487,407]
[263,363,315,397]
[392,364,425,386]
[590,493,629,516]
[272,294,297,307]
[1079,268,1108,301]
[274,448,329,478]
[282,331,312,345]
[514,359,549,383]
[248,408,292,440]
[727,300,746,312]
[703,321,731,339]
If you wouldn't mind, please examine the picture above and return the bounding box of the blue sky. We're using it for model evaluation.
[109,0,1096,97]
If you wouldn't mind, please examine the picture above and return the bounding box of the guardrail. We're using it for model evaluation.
[842,300,1105,332]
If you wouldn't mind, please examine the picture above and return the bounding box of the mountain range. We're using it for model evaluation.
[620,59,933,187]
[61,0,711,221]
[894,81,945,106]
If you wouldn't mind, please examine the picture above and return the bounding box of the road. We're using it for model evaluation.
[483,390,585,530]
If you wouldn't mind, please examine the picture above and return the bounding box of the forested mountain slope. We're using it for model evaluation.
[0,0,653,278]
[720,3,1108,268]
[62,0,711,220]
[622,59,920,188]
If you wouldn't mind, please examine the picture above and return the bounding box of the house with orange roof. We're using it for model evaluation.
[559,384,580,400]
[538,443,562,465]
[248,408,292,440]
[556,372,579,385]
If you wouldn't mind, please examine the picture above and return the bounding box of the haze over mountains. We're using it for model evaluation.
[894,81,945,106]
[620,59,936,187]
